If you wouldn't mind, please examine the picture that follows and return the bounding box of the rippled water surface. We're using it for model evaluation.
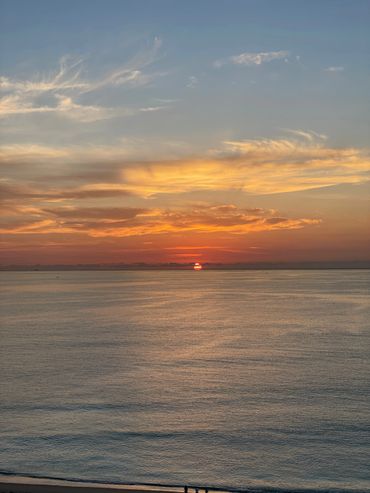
[1,270,369,492]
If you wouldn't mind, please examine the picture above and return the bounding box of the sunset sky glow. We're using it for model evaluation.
[1,0,369,265]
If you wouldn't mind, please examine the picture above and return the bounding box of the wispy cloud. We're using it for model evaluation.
[139,105,168,113]
[0,38,166,122]
[84,37,163,93]
[1,131,369,197]
[120,132,370,196]
[0,139,188,167]
[186,76,198,88]
[0,38,162,95]
[0,55,88,93]
[0,93,133,122]
[281,129,328,143]
[0,94,56,116]
[0,182,134,204]
[214,50,290,68]
[324,66,344,73]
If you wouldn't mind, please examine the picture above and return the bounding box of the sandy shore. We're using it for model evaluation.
[0,477,184,493]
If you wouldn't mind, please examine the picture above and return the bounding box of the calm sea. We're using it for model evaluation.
[1,270,369,492]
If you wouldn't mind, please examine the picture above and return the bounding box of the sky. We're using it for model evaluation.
[0,0,369,265]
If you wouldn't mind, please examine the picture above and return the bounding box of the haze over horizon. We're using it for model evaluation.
[1,0,369,265]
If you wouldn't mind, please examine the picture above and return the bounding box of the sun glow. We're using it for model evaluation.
[193,262,203,270]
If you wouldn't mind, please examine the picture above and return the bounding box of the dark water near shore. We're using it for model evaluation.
[1,271,369,492]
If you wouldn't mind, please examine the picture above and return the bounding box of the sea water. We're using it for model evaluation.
[1,270,369,492]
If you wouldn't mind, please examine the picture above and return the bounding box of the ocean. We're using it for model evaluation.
[1,270,369,492]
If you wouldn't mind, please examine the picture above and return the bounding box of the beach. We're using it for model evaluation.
[0,477,184,493]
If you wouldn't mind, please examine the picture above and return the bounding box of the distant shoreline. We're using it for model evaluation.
[1,262,370,271]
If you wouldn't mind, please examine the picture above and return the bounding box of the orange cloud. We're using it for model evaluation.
[121,137,370,196]
[0,203,320,237]
[1,132,368,265]
[1,133,369,197]
[0,182,134,204]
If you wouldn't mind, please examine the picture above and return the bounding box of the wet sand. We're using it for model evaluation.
[0,477,183,493]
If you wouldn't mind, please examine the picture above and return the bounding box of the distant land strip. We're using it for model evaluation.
[1,261,369,271]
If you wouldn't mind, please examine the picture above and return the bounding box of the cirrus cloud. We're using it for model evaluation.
[0,38,167,122]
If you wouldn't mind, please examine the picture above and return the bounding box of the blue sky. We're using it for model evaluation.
[0,0,369,264]
[1,0,369,148]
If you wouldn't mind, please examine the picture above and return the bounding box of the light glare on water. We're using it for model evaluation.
[1,270,369,492]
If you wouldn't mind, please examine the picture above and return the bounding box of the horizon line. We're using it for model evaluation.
[1,261,369,271]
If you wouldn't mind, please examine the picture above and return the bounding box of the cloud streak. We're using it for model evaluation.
[0,182,134,204]
[0,203,320,238]
[120,133,370,196]
[0,55,88,93]
[324,66,344,73]
[1,132,369,196]
[0,38,166,121]
[214,50,289,68]
[0,93,134,121]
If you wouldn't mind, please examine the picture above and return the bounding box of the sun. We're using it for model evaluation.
[193,262,203,271]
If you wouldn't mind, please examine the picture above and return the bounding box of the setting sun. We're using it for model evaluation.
[193,262,203,271]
